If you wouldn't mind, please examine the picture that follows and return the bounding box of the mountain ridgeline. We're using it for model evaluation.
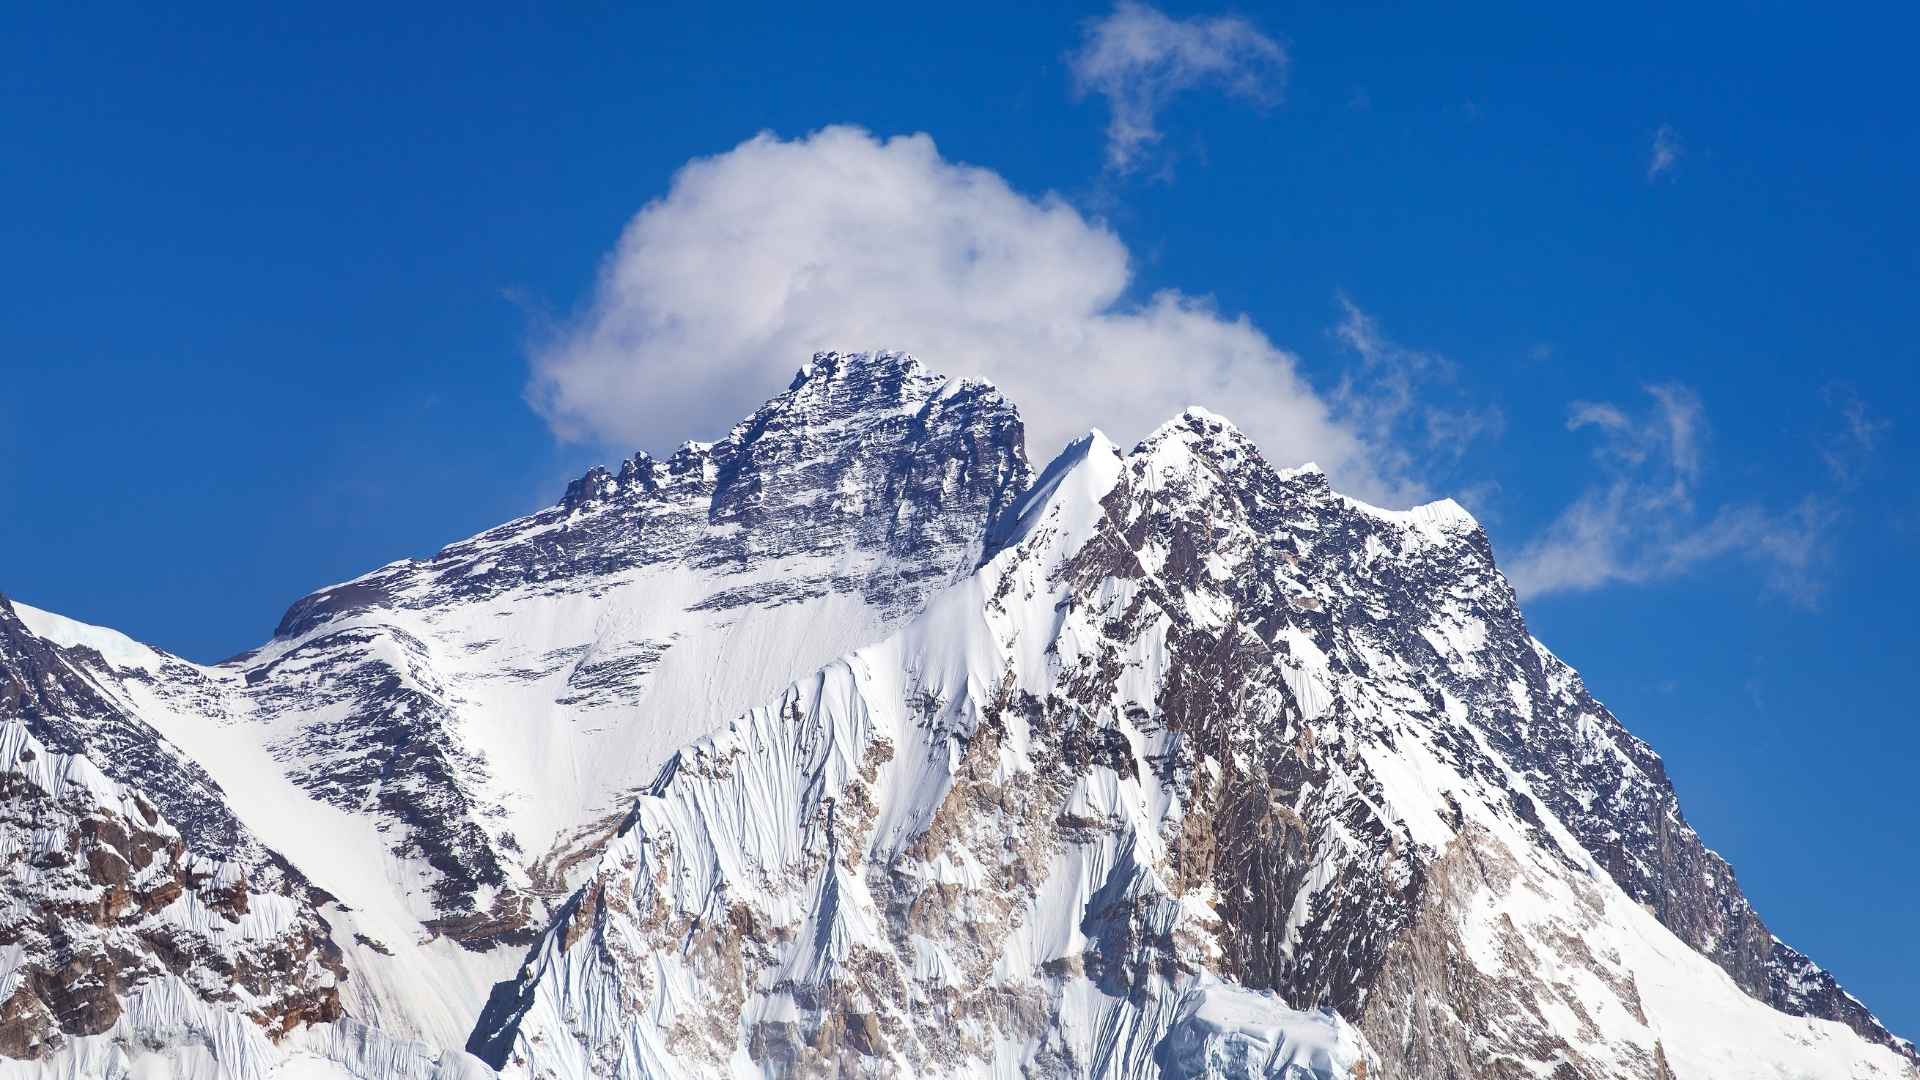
[1,351,1910,1079]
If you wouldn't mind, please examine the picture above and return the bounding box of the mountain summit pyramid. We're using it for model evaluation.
[3,351,1911,1079]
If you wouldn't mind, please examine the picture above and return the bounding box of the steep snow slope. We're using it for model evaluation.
[3,351,1032,1064]
[8,594,521,1054]
[232,350,1027,933]
[216,350,1029,1046]
[475,414,1914,1079]
[2,598,513,1079]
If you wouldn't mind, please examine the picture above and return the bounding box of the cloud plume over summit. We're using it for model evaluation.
[526,125,1416,504]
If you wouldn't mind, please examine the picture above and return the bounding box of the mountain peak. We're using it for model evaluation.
[472,358,1915,1080]
[559,349,1020,518]
[1146,404,1247,441]
[791,348,924,389]
[1133,405,1265,467]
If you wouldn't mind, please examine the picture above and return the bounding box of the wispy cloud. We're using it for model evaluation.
[1067,1,1287,173]
[1331,295,1505,470]
[1507,385,1833,605]
[1647,124,1683,181]
[1572,382,1702,496]
[1819,383,1890,486]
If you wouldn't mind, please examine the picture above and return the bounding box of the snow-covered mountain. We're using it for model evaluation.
[3,352,1028,1074]
[1,351,1911,1079]
[464,407,1913,1079]
[212,350,1028,1043]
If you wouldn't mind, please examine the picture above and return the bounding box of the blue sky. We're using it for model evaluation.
[3,0,1917,1033]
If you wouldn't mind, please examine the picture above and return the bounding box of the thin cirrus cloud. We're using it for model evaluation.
[1331,295,1506,474]
[1506,384,1838,606]
[1819,383,1891,486]
[1066,0,1287,173]
[524,125,1426,506]
[1648,124,1683,181]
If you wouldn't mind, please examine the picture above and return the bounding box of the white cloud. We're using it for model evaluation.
[525,126,1416,503]
[1067,1,1287,173]
[1818,383,1890,485]
[1647,124,1683,181]
[1567,382,1700,498]
[523,126,1852,609]
[1507,385,1830,605]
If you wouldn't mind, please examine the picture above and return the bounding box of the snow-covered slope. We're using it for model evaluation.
[231,350,1027,945]
[472,411,1914,1079]
[3,352,1912,1079]
[466,430,1373,1079]
[2,351,1031,1067]
[215,350,1028,1044]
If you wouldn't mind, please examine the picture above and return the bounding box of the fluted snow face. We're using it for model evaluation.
[473,411,1913,1080]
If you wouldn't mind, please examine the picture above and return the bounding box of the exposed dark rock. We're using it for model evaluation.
[0,719,342,1061]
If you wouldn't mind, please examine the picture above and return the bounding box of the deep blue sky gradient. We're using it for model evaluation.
[3,1,1916,1033]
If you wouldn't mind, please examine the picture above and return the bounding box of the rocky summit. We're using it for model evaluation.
[1,352,1911,1079]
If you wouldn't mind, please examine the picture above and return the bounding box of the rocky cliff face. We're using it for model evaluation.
[0,716,343,1064]
[0,597,349,1068]
[1,352,1910,1079]
[0,599,286,880]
